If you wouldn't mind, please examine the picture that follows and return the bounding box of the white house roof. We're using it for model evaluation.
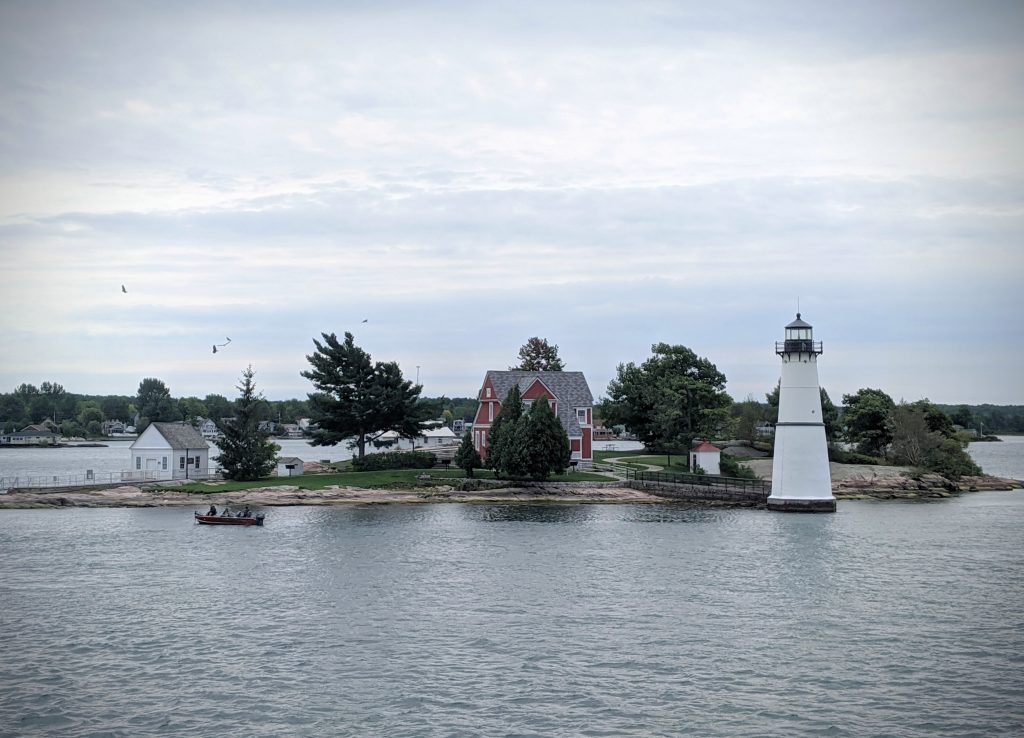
[423,426,456,438]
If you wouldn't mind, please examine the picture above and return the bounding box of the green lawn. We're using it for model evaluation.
[167,467,612,494]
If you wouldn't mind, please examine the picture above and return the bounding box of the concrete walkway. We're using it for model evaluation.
[604,455,665,472]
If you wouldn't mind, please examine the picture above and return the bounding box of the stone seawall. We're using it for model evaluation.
[626,480,767,506]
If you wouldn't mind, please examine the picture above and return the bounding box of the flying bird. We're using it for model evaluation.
[361,319,368,323]
[121,285,127,293]
[212,337,231,354]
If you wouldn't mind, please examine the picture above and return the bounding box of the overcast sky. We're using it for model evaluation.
[1,0,1022,406]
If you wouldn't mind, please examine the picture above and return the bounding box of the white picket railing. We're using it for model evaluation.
[1,470,220,490]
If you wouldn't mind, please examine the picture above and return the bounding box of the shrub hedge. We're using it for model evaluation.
[351,450,437,472]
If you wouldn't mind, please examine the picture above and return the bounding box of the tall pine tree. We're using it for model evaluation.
[510,396,571,480]
[302,331,427,458]
[487,389,570,481]
[215,366,280,481]
[485,385,524,476]
[454,430,482,478]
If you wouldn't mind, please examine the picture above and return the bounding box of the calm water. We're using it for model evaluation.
[1,496,1023,737]
[0,439,644,482]
[0,439,353,481]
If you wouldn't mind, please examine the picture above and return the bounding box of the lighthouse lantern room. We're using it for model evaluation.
[767,313,836,513]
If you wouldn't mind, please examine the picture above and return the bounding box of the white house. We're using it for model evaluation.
[1,424,60,445]
[690,440,722,476]
[367,424,459,453]
[277,457,304,476]
[196,418,220,440]
[129,422,211,481]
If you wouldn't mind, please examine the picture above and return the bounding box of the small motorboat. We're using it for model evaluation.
[194,511,265,526]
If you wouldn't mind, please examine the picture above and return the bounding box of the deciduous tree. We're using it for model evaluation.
[604,343,731,452]
[136,377,181,431]
[512,337,565,371]
[842,388,895,456]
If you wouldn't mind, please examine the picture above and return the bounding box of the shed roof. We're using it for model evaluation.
[692,441,722,453]
[149,422,209,449]
[277,457,304,465]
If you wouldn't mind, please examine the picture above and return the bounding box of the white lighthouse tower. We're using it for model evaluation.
[767,314,836,513]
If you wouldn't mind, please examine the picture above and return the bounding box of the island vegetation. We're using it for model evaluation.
[1,333,1020,492]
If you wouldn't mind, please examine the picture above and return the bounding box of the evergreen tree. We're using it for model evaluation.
[215,366,280,481]
[302,331,427,458]
[510,396,571,480]
[454,431,482,478]
[485,385,524,475]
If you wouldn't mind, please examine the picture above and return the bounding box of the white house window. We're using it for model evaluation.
[486,388,491,398]
[577,409,587,424]
[162,457,167,470]
[179,456,185,470]
[135,457,141,470]
[194,456,200,468]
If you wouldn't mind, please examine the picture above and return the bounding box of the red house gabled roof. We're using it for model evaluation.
[692,441,721,453]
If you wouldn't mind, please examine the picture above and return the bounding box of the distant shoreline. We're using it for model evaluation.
[0,442,109,449]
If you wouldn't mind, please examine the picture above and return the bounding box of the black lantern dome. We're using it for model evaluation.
[776,313,823,356]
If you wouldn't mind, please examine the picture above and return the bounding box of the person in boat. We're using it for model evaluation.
[242,505,251,518]
[220,506,230,517]
[206,504,217,516]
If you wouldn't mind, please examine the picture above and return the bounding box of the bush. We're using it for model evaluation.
[828,447,881,465]
[351,450,437,472]
[719,454,759,479]
[922,436,982,480]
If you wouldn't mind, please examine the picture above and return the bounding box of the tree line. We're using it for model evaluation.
[0,379,478,439]
[2,332,1013,485]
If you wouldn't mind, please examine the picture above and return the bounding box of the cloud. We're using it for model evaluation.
[0,1,1022,403]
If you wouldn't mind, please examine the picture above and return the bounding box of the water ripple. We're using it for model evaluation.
[0,496,1022,737]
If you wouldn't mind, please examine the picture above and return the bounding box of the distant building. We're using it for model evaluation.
[196,418,221,440]
[129,422,211,481]
[1,424,60,445]
[101,419,127,436]
[472,370,594,466]
[277,457,304,476]
[367,424,459,453]
[690,440,722,476]
[281,424,304,438]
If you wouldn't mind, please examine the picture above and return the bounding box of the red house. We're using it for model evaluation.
[473,370,595,466]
